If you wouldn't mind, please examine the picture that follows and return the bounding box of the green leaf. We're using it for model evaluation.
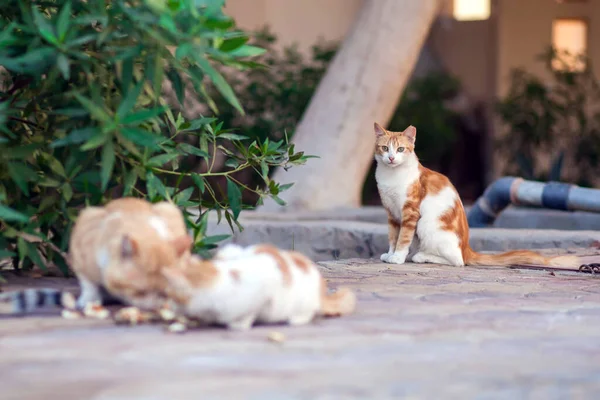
[73,93,110,122]
[219,36,249,52]
[182,117,218,132]
[279,183,294,192]
[122,107,166,125]
[166,68,185,106]
[120,127,160,147]
[17,236,27,263]
[217,133,249,141]
[101,140,115,191]
[7,162,38,195]
[32,7,58,45]
[0,47,56,74]
[178,143,209,158]
[197,211,210,236]
[57,54,70,80]
[117,81,143,119]
[0,204,29,223]
[194,55,244,115]
[61,183,73,201]
[226,177,242,219]
[80,130,108,151]
[146,172,168,200]
[224,158,239,168]
[200,234,231,246]
[229,45,266,58]
[146,153,179,167]
[272,195,286,206]
[4,143,41,160]
[0,249,16,258]
[192,174,205,194]
[174,187,194,204]
[260,160,269,178]
[57,1,72,41]
[26,242,47,272]
[51,127,97,148]
[123,168,138,196]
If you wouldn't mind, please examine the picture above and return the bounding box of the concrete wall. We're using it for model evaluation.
[225,0,363,51]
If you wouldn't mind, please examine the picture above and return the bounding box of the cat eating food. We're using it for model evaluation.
[1,198,192,314]
[373,122,579,269]
[161,243,357,330]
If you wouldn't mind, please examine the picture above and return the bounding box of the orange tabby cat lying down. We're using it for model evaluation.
[161,243,357,330]
[1,198,192,313]
[373,123,579,268]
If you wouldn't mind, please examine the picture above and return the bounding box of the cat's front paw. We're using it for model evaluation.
[385,250,408,265]
[380,252,391,262]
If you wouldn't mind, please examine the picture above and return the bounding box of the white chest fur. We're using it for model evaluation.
[375,161,419,222]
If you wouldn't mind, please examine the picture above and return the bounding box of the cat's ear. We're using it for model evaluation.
[374,122,387,138]
[170,234,193,256]
[121,235,139,258]
[404,125,417,143]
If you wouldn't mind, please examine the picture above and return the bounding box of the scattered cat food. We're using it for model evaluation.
[159,308,176,322]
[167,322,187,333]
[114,307,149,325]
[61,309,82,320]
[267,331,285,343]
[83,302,110,319]
[61,292,77,310]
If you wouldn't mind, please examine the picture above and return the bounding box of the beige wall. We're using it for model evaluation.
[225,0,363,51]
[497,0,598,97]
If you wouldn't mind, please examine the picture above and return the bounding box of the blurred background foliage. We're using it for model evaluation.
[497,47,600,187]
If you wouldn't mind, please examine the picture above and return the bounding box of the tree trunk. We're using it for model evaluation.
[261,0,441,212]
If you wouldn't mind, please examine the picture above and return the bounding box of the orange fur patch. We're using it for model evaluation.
[184,258,219,288]
[253,245,292,286]
[419,166,450,197]
[287,251,313,274]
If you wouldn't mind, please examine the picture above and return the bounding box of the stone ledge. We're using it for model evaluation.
[207,217,600,262]
[217,205,600,230]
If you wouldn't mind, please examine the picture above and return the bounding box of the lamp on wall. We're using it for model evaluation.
[453,0,491,21]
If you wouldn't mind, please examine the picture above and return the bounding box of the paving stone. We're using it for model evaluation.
[2,252,600,399]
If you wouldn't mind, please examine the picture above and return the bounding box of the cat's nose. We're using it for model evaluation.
[388,156,395,162]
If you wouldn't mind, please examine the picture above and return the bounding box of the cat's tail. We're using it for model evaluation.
[463,247,580,269]
[0,288,69,314]
[320,286,356,317]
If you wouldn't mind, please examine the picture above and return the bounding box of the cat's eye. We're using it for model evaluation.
[381,146,388,152]
[397,147,405,153]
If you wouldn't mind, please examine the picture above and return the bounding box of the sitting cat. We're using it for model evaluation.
[373,122,579,268]
[1,198,192,313]
[161,243,356,330]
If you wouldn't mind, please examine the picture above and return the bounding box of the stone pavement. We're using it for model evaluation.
[2,249,600,399]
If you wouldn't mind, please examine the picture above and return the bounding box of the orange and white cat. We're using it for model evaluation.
[68,197,192,310]
[161,243,356,330]
[1,198,192,313]
[373,123,579,268]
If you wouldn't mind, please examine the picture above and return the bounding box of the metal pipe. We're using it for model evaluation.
[467,177,600,227]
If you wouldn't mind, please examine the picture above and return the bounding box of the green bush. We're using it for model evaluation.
[0,0,308,276]
[497,47,600,185]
